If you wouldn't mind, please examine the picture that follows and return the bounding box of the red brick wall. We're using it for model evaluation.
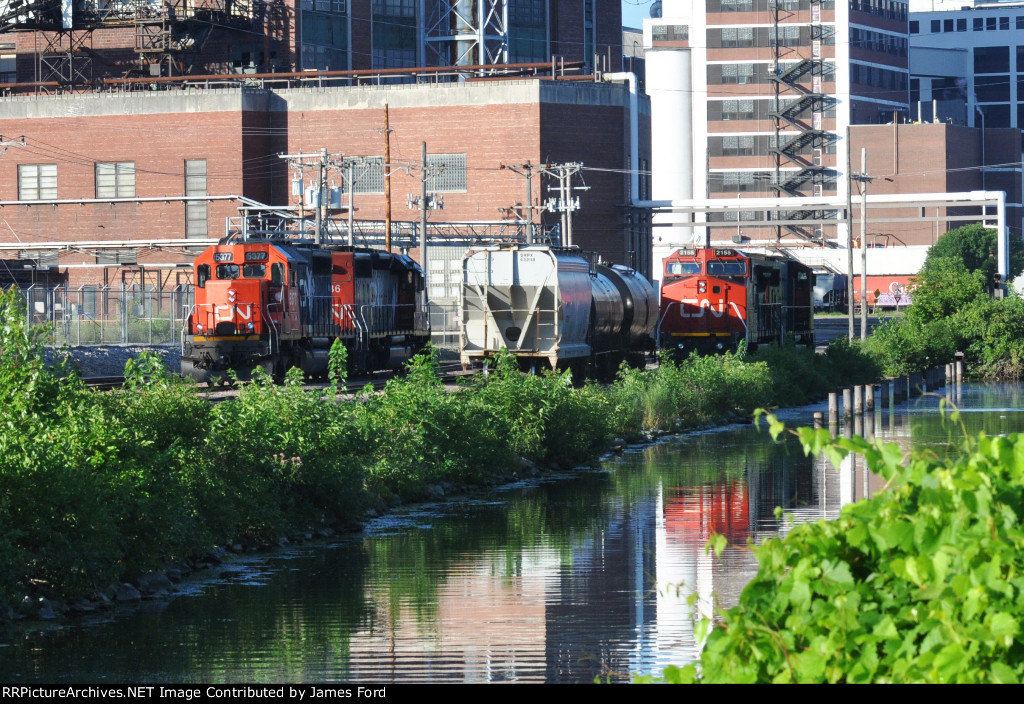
[0,81,644,284]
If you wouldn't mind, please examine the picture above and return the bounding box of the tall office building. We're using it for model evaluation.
[908,0,1024,129]
[644,0,910,251]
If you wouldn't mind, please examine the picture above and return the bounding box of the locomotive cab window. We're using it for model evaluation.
[216,264,240,279]
[271,263,284,285]
[243,264,266,278]
[667,261,701,275]
[707,261,746,276]
[197,264,211,289]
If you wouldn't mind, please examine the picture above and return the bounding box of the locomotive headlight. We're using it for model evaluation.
[227,289,237,302]
[196,324,203,332]
[247,322,255,331]
[698,281,707,293]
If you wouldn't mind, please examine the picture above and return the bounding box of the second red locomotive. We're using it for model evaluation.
[659,247,814,354]
[181,237,430,383]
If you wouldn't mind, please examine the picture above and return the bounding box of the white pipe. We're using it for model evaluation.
[630,191,1008,211]
[602,71,640,204]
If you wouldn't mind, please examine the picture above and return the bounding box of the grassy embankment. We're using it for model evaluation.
[0,285,880,614]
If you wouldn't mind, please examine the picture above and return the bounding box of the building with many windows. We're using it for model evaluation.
[909,0,1024,129]
[644,0,911,258]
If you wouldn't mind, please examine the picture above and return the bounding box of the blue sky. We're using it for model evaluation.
[622,0,654,29]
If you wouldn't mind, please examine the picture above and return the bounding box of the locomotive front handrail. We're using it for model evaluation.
[264,302,282,355]
[180,303,196,355]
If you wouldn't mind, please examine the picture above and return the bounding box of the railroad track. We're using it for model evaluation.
[82,375,126,390]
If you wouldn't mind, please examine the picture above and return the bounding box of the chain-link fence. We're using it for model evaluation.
[21,285,466,353]
[22,285,193,346]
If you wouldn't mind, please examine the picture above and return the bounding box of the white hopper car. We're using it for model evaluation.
[460,245,657,377]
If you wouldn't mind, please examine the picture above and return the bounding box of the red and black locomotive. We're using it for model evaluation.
[659,247,814,354]
[181,237,430,383]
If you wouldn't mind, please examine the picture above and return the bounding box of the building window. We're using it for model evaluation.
[909,20,918,34]
[344,157,385,194]
[974,18,983,31]
[652,24,689,43]
[720,99,756,120]
[95,162,135,198]
[976,75,1010,103]
[975,46,1009,74]
[0,50,14,83]
[1000,17,1010,31]
[957,18,967,32]
[371,0,414,17]
[185,159,207,239]
[426,153,467,192]
[18,164,57,201]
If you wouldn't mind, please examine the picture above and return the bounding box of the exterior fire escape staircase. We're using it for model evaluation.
[768,0,837,244]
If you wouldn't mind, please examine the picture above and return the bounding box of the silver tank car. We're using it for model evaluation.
[460,244,657,375]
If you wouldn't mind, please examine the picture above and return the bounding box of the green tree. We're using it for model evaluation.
[922,223,1024,290]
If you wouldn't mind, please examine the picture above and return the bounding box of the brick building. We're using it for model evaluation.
[645,0,911,258]
[849,122,1022,246]
[0,76,651,286]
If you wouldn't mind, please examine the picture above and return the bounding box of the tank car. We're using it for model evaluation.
[181,238,430,383]
[460,244,657,377]
[659,247,814,354]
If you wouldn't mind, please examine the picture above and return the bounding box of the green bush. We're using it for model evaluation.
[649,416,1024,684]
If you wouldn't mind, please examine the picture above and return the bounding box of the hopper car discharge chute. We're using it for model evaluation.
[459,244,658,378]
[658,247,814,355]
[181,239,430,384]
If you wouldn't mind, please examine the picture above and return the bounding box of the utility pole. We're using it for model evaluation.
[280,149,338,245]
[407,144,444,303]
[316,147,327,245]
[501,161,543,243]
[853,148,873,342]
[347,159,355,246]
[421,142,428,298]
[383,104,393,252]
[845,126,854,342]
[544,162,586,247]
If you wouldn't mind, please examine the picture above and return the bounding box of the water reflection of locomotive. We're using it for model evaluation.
[659,247,814,354]
[181,238,430,383]
[460,244,659,377]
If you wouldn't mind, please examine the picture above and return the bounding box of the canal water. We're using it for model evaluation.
[1,383,1021,684]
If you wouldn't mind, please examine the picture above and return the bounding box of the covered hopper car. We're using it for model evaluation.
[460,244,658,377]
[659,247,814,354]
[181,238,430,383]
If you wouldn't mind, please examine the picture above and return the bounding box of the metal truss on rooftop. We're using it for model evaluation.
[421,0,509,69]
